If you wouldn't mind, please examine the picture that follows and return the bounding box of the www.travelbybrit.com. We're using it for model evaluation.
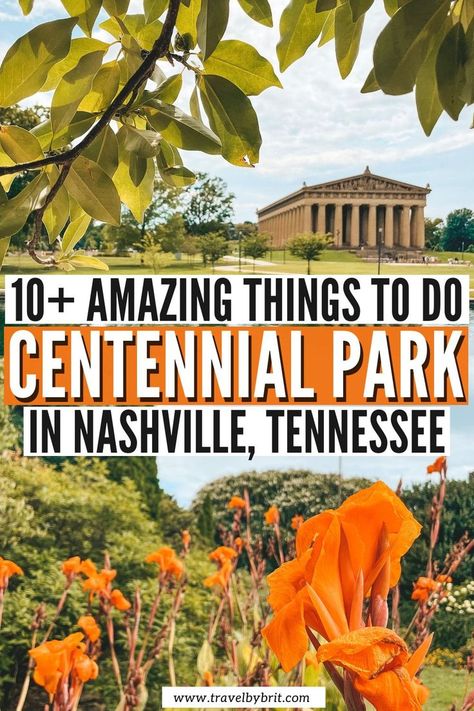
[161,686,326,708]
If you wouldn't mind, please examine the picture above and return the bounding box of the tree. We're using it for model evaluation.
[441,209,474,253]
[142,234,168,273]
[242,231,270,271]
[199,232,229,272]
[181,235,200,262]
[155,213,186,254]
[0,0,470,269]
[183,173,235,235]
[288,232,333,274]
[425,217,444,251]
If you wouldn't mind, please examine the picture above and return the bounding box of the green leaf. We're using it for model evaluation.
[236,0,272,27]
[61,212,92,254]
[197,0,230,59]
[0,173,50,239]
[67,254,110,270]
[436,22,467,120]
[0,18,77,107]
[189,86,203,120]
[319,8,336,46]
[461,19,474,104]
[204,40,282,95]
[103,15,165,50]
[177,0,201,47]
[335,1,364,78]
[0,126,43,164]
[277,0,327,72]
[80,61,121,113]
[52,50,105,134]
[316,0,336,9]
[156,140,196,186]
[361,67,379,92]
[145,99,222,154]
[122,125,162,158]
[144,0,168,22]
[103,0,130,16]
[152,74,183,104]
[43,180,70,244]
[199,74,261,166]
[42,38,109,92]
[83,126,119,177]
[19,0,34,15]
[415,29,445,135]
[32,112,96,152]
[114,129,155,222]
[348,0,373,21]
[197,640,214,676]
[65,156,121,225]
[373,0,450,95]
[383,0,398,16]
[60,0,103,35]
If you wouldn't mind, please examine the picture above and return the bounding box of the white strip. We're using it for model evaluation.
[5,275,470,325]
[161,686,326,708]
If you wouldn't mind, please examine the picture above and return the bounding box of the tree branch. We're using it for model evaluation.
[0,0,181,178]
[28,162,72,265]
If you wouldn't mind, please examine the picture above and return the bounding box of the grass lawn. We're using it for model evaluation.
[1,250,473,291]
[423,666,472,710]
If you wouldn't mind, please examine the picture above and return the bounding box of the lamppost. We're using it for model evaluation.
[377,226,384,275]
[238,230,242,273]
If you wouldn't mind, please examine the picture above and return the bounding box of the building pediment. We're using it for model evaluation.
[309,169,430,196]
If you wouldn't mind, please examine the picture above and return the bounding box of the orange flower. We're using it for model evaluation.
[203,671,214,686]
[78,616,100,643]
[264,505,279,525]
[80,559,98,578]
[304,651,319,670]
[234,536,243,552]
[204,560,233,589]
[227,496,246,509]
[0,557,23,590]
[411,577,438,603]
[209,546,237,564]
[29,632,98,696]
[110,589,131,611]
[82,569,116,599]
[182,530,191,549]
[263,482,421,671]
[427,456,446,474]
[435,574,451,584]
[291,514,304,531]
[145,546,184,579]
[61,557,82,578]
[317,627,432,710]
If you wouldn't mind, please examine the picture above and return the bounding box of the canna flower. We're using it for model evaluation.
[317,628,433,710]
[209,546,237,564]
[234,536,243,552]
[80,559,98,578]
[181,530,191,550]
[264,505,280,525]
[82,569,116,599]
[0,557,23,590]
[110,589,131,611]
[145,546,184,579]
[427,456,446,474]
[436,574,452,584]
[291,514,304,530]
[78,616,100,643]
[29,632,98,696]
[263,481,421,671]
[412,577,438,603]
[61,556,82,578]
[227,495,246,509]
[204,560,233,589]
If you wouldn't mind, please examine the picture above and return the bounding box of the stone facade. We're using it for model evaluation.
[257,167,431,249]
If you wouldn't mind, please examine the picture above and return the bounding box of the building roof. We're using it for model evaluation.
[257,167,431,215]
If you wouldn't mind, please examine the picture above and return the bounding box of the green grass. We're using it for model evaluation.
[423,666,472,710]
[2,250,473,292]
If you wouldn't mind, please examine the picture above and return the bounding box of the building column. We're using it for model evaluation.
[334,203,343,247]
[385,205,394,247]
[415,206,425,248]
[400,205,411,248]
[304,204,312,232]
[350,204,360,247]
[317,203,326,233]
[368,204,377,247]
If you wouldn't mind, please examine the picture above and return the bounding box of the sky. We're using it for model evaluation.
[1,0,473,506]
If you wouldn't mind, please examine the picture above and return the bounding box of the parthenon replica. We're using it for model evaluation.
[257,167,431,249]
